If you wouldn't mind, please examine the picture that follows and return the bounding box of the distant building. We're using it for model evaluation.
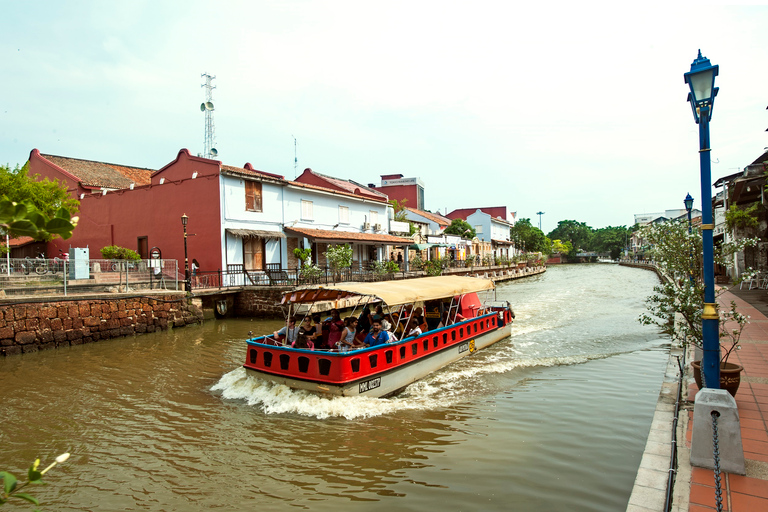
[370,174,425,210]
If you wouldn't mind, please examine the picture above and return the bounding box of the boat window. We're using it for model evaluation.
[443,333,447,345]
[263,352,273,367]
[318,358,332,375]
[249,349,257,364]
[351,358,360,373]
[474,323,478,333]
[460,327,464,338]
[280,354,291,370]
[411,343,418,356]
[400,346,406,359]
[492,317,496,326]
[433,336,438,348]
[451,330,456,341]
[422,339,428,351]
[368,354,378,368]
[385,350,393,364]
[298,356,310,373]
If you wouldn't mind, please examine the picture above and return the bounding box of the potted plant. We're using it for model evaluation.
[690,300,745,396]
[638,220,757,396]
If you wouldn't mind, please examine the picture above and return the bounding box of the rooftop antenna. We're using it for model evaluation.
[536,211,545,231]
[292,135,298,178]
[200,73,217,159]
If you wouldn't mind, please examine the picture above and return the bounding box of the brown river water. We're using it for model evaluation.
[1,264,668,511]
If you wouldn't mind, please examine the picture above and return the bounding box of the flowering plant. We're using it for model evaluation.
[638,220,757,353]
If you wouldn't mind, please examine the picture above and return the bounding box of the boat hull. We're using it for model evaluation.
[244,322,512,398]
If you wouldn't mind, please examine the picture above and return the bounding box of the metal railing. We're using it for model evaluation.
[0,258,181,296]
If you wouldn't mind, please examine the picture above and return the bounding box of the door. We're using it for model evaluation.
[137,237,148,259]
[244,237,265,270]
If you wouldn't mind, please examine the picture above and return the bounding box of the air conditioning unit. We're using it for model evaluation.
[374,223,382,231]
[363,222,371,230]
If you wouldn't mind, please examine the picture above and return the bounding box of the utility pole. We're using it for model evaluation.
[536,211,545,231]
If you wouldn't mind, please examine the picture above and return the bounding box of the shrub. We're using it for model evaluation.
[100,245,140,260]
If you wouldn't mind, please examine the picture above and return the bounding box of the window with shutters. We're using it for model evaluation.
[245,181,262,212]
[339,206,350,224]
[301,200,313,220]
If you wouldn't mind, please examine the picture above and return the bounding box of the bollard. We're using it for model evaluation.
[690,388,746,475]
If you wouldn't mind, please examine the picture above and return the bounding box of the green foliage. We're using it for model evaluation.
[638,221,757,351]
[422,257,444,276]
[592,225,629,259]
[443,219,476,239]
[510,218,549,254]
[410,253,424,270]
[0,196,78,241]
[388,199,409,222]
[373,260,400,275]
[293,247,312,267]
[0,163,79,220]
[100,245,141,260]
[725,203,759,234]
[299,263,323,283]
[465,255,476,267]
[1,453,69,508]
[547,220,593,255]
[324,244,353,272]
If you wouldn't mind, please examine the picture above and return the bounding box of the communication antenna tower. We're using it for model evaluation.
[536,211,545,231]
[292,135,298,178]
[200,73,217,159]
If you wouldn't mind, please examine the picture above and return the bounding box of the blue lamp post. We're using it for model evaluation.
[684,50,719,389]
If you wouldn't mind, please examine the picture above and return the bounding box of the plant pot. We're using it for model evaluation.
[691,360,743,397]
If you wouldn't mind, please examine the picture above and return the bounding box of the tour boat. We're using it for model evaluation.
[242,275,514,398]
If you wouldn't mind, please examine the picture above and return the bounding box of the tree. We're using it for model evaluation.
[547,220,593,255]
[388,199,409,222]
[510,218,549,253]
[443,219,476,239]
[0,163,79,242]
[592,225,629,259]
[0,163,79,221]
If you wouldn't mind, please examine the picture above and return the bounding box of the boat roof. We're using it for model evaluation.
[282,275,495,307]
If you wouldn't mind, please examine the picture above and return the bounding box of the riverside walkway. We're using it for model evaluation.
[627,285,768,511]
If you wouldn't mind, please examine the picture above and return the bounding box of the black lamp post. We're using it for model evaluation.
[684,193,694,234]
[684,50,719,389]
[181,213,190,292]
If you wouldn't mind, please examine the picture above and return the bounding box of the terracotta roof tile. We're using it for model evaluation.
[221,164,285,181]
[42,154,153,189]
[284,226,411,244]
[307,169,388,200]
[405,207,450,226]
[1,236,36,248]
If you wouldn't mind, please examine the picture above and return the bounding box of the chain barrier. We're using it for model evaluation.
[711,410,724,512]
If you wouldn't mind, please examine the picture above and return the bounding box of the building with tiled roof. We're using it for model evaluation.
[294,168,388,202]
[27,148,412,275]
[30,149,154,197]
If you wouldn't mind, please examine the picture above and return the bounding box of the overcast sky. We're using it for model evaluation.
[2,1,767,234]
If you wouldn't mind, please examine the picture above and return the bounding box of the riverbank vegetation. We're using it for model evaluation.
[511,218,630,261]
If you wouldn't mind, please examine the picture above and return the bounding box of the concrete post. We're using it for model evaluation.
[690,388,745,475]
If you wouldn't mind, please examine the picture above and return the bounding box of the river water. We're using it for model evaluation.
[0,264,668,511]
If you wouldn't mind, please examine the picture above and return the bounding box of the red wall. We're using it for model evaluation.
[377,184,419,208]
[34,149,223,272]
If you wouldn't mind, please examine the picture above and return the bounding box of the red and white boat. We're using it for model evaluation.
[242,275,514,398]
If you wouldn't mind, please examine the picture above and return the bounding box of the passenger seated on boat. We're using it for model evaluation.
[412,307,428,332]
[299,316,321,344]
[437,311,451,329]
[381,319,398,343]
[406,318,422,338]
[363,319,389,347]
[292,333,314,350]
[357,306,372,334]
[372,305,385,323]
[274,315,301,345]
[323,309,345,350]
[338,316,359,352]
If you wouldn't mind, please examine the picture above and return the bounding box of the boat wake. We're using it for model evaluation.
[210,342,627,420]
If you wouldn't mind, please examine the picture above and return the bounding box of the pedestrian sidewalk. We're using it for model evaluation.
[683,288,768,511]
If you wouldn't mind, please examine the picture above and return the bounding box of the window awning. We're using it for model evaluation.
[226,228,286,239]
[491,239,515,246]
[284,226,412,244]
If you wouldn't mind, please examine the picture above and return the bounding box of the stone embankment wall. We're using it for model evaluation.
[234,287,291,317]
[0,294,203,356]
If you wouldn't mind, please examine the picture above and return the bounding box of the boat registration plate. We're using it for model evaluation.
[458,340,476,354]
[359,377,381,394]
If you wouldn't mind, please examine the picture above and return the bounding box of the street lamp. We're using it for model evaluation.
[684,50,719,389]
[684,193,694,234]
[181,213,190,292]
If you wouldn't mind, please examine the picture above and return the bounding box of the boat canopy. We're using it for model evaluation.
[282,275,495,307]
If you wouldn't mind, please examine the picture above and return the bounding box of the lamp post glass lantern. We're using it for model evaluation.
[181,214,190,291]
[684,50,719,389]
